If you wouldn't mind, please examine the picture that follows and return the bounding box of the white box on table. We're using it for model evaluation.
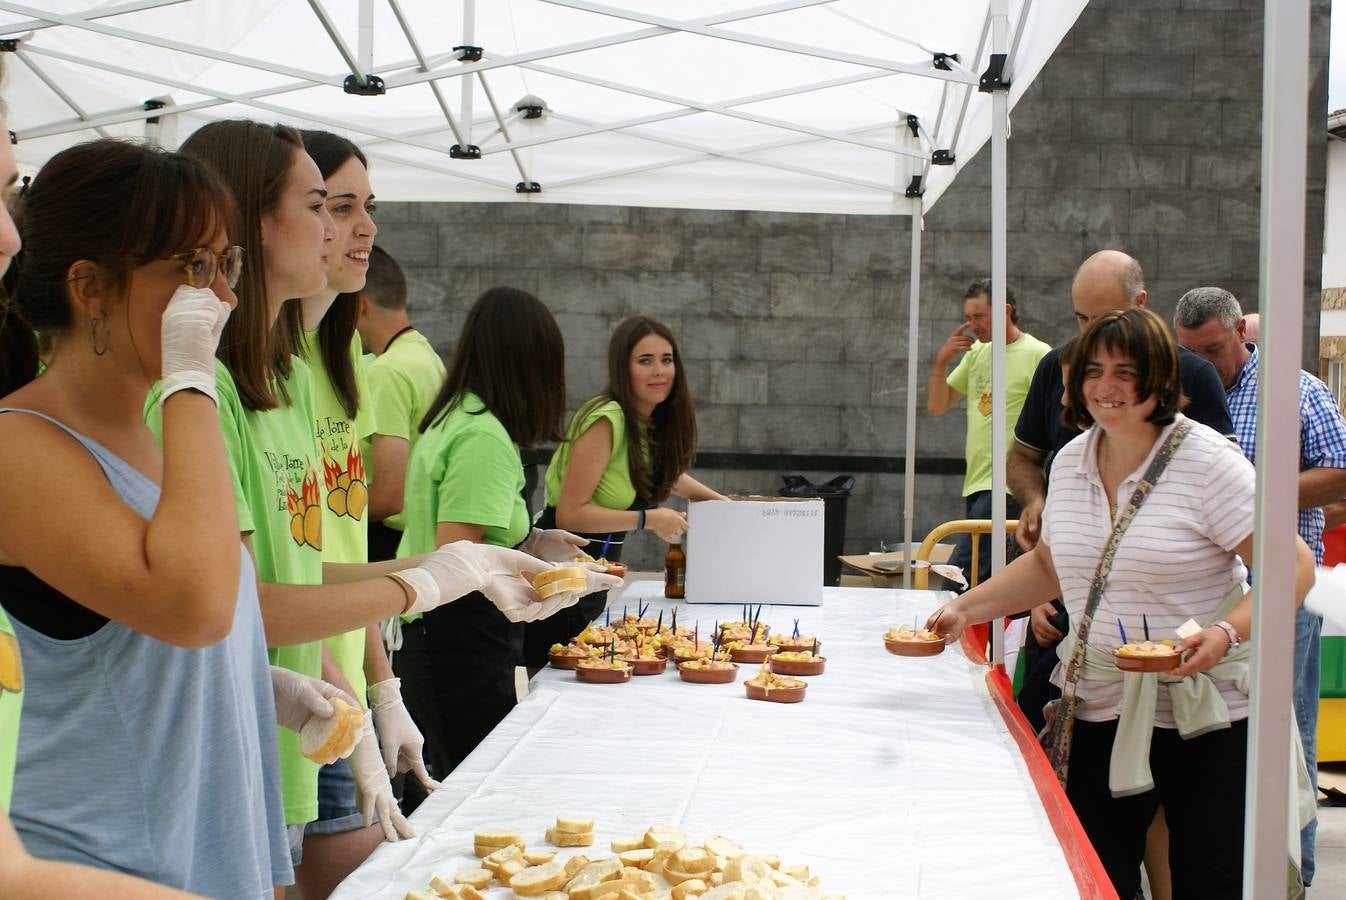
[684,496,824,606]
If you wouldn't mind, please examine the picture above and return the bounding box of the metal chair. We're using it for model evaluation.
[911,518,1020,590]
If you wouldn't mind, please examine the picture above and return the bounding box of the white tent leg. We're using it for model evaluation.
[904,201,922,590]
[1246,0,1311,894]
[358,0,373,75]
[988,0,1009,667]
[460,0,477,149]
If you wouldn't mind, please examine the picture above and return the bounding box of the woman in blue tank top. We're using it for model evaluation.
[0,140,292,896]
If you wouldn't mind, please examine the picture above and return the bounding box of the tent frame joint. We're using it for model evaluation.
[905,114,920,138]
[932,51,960,72]
[904,174,924,198]
[978,53,1010,93]
[143,98,167,123]
[931,149,956,166]
[343,73,386,96]
[515,181,542,194]
[454,44,484,62]
[450,144,483,159]
[0,39,17,52]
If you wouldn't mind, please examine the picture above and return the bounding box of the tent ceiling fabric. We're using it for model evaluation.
[2,0,1085,215]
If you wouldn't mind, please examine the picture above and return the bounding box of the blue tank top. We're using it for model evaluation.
[0,409,291,896]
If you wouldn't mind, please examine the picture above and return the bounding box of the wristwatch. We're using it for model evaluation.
[1214,620,1242,654]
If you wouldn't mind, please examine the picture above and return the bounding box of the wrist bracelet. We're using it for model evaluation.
[635,509,645,532]
[385,573,415,615]
[1214,620,1241,655]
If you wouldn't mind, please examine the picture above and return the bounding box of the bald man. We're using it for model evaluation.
[1242,312,1260,344]
[1007,250,1234,731]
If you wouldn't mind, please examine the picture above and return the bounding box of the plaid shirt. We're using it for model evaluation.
[1226,343,1346,562]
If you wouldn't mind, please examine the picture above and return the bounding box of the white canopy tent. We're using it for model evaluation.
[0,1,1314,895]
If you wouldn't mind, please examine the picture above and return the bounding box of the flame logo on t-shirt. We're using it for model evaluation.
[323,446,368,521]
[0,632,22,694]
[978,391,992,417]
[287,464,324,550]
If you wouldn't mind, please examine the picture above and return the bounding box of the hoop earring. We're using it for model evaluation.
[90,316,110,356]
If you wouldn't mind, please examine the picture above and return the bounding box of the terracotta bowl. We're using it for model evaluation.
[575,663,632,684]
[678,662,740,684]
[1113,650,1181,673]
[624,656,668,676]
[883,636,945,657]
[769,655,826,676]
[603,562,628,578]
[548,653,586,670]
[745,679,806,704]
[729,644,779,664]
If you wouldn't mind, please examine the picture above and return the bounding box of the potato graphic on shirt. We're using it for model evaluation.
[978,391,992,417]
[0,632,23,694]
[323,447,368,521]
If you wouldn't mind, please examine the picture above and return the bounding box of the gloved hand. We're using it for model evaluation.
[394,541,554,622]
[347,709,415,843]
[520,527,590,563]
[578,562,624,597]
[159,284,233,406]
[366,677,439,791]
[270,666,353,734]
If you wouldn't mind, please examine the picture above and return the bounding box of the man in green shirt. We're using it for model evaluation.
[925,279,1049,587]
[355,247,447,562]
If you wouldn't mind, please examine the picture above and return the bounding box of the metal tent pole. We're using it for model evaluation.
[1245,0,1311,893]
[985,0,1010,666]
[905,201,922,590]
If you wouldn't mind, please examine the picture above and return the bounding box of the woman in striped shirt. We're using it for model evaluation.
[933,307,1314,899]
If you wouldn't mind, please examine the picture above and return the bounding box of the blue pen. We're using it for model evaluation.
[1118,618,1129,645]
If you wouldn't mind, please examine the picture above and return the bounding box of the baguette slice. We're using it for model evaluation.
[457,888,486,900]
[618,848,656,868]
[474,827,525,848]
[429,874,461,897]
[498,858,526,882]
[643,825,686,851]
[702,836,744,862]
[523,849,558,866]
[563,859,622,892]
[454,868,492,890]
[671,881,709,900]
[561,854,591,879]
[546,826,594,847]
[299,697,363,765]
[532,566,589,600]
[672,848,714,875]
[610,835,646,853]
[555,815,595,835]
[509,860,567,896]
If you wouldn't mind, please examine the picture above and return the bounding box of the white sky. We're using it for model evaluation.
[1333,1,1344,112]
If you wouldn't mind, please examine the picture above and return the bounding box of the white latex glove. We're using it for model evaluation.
[347,709,415,842]
[366,677,439,791]
[506,562,624,624]
[270,666,352,734]
[1305,564,1346,630]
[159,284,232,406]
[520,527,589,563]
[395,541,556,622]
[578,561,624,597]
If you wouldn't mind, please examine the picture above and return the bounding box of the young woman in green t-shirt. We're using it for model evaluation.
[525,316,726,664]
[394,287,619,776]
[175,123,558,886]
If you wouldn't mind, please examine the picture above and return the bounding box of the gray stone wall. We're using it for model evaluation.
[374,0,1331,573]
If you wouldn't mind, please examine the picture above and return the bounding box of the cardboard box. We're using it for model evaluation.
[685,496,824,606]
[838,545,956,588]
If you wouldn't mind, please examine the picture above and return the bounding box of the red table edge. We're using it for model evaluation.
[960,623,1119,900]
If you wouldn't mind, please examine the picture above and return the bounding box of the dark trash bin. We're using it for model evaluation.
[780,474,854,586]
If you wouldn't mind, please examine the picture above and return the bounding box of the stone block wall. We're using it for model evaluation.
[374,0,1331,572]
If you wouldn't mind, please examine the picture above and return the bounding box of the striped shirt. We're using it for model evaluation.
[1225,343,1346,563]
[1041,415,1255,724]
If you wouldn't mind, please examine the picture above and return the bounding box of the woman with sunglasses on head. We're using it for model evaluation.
[0,137,294,895]
[149,121,559,887]
[523,316,725,668]
[395,287,622,777]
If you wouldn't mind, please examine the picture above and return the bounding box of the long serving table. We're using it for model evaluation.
[334,584,1115,899]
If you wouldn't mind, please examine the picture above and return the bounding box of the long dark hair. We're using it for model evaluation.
[579,315,696,505]
[300,130,367,420]
[420,287,565,447]
[1,140,236,396]
[180,120,303,411]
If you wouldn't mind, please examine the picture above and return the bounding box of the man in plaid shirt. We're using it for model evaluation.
[1176,286,1346,887]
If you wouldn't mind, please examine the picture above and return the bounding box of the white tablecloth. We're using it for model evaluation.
[333,585,1088,899]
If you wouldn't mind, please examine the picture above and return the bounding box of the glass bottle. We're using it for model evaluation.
[664,538,686,599]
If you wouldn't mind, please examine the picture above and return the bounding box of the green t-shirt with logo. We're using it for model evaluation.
[398,392,529,621]
[363,329,446,532]
[544,398,647,512]
[0,606,24,810]
[300,330,376,703]
[946,332,1051,496]
[146,358,324,825]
